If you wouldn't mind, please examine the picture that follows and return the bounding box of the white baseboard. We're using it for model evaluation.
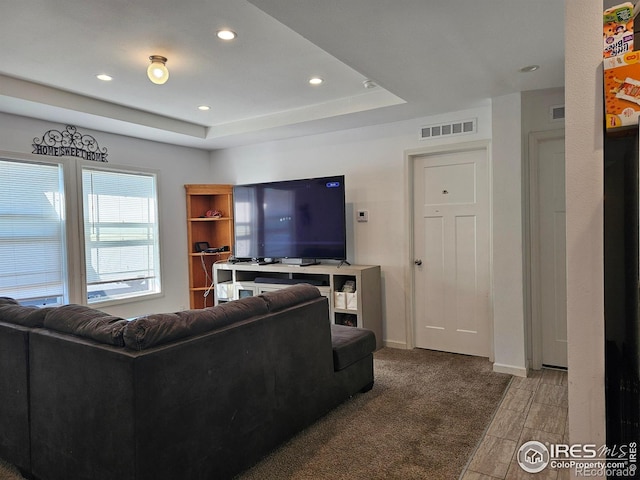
[382,340,408,349]
[493,363,527,377]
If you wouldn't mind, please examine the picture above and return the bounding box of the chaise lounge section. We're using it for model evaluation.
[0,284,376,480]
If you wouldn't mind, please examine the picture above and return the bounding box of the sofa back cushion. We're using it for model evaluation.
[0,298,51,328]
[259,284,321,312]
[43,305,128,347]
[123,295,269,351]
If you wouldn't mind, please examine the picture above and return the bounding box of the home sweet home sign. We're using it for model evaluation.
[32,125,108,162]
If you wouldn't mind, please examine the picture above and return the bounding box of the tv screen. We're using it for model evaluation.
[233,175,346,261]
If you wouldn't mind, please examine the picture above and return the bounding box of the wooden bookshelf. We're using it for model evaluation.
[185,184,234,308]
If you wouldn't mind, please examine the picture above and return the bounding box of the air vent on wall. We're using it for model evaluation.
[420,118,477,140]
[550,105,565,121]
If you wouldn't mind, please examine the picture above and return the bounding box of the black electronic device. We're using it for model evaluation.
[232,175,346,262]
[195,242,230,254]
[195,241,210,252]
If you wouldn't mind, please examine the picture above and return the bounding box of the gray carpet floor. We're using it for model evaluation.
[0,347,511,480]
[236,347,511,480]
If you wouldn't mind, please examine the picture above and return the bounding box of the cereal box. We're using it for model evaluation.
[604,2,635,58]
[604,50,640,129]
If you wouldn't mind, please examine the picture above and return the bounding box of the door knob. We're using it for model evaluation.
[414,259,423,266]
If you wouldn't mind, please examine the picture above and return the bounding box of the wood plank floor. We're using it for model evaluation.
[461,369,569,479]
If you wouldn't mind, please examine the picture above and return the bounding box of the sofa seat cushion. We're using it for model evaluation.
[259,284,321,312]
[123,295,268,350]
[0,300,51,328]
[330,324,376,371]
[44,305,128,346]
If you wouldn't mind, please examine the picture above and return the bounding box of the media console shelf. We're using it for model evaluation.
[213,262,382,348]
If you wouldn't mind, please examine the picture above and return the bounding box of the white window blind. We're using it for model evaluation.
[82,168,161,303]
[0,159,67,305]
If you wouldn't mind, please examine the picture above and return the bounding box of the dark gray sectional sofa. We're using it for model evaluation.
[0,284,376,480]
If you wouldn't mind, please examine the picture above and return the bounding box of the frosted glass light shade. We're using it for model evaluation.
[147,56,169,85]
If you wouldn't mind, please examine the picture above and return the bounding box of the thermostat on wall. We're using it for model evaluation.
[357,210,369,223]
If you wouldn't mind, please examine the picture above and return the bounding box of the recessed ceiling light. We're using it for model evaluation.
[198,105,211,111]
[309,77,324,86]
[363,79,377,89]
[519,65,540,73]
[217,29,237,41]
[96,74,113,81]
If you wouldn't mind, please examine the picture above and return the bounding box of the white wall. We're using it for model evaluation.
[564,0,606,462]
[0,112,211,318]
[521,88,565,136]
[491,93,527,376]
[210,106,496,348]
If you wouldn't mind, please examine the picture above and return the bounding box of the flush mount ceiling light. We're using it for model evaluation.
[309,77,324,86]
[519,64,540,73]
[216,29,237,41]
[147,55,169,84]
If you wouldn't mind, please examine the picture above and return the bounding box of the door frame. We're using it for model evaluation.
[526,129,565,370]
[404,140,493,360]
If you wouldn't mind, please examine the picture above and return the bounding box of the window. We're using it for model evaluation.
[82,168,161,303]
[0,156,162,306]
[0,159,67,306]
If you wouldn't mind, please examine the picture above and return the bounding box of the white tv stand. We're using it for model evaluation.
[213,262,382,348]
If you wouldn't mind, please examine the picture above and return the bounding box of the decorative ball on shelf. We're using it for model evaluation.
[205,209,223,218]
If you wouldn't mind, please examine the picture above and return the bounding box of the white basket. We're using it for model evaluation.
[334,291,346,309]
[216,282,234,300]
[346,292,358,310]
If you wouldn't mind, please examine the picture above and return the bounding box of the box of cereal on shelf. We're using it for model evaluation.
[604,2,635,58]
[604,50,640,130]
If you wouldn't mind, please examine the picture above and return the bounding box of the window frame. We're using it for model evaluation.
[76,161,164,307]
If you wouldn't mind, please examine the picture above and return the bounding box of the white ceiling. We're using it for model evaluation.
[0,0,564,150]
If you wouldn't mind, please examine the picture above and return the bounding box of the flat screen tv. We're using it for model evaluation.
[233,175,346,262]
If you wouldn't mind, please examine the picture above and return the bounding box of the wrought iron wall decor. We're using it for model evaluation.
[32,125,108,162]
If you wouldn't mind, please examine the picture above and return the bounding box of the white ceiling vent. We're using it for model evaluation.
[421,118,477,140]
[550,105,565,121]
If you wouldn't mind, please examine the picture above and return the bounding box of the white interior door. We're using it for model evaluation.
[531,131,567,368]
[413,147,490,357]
